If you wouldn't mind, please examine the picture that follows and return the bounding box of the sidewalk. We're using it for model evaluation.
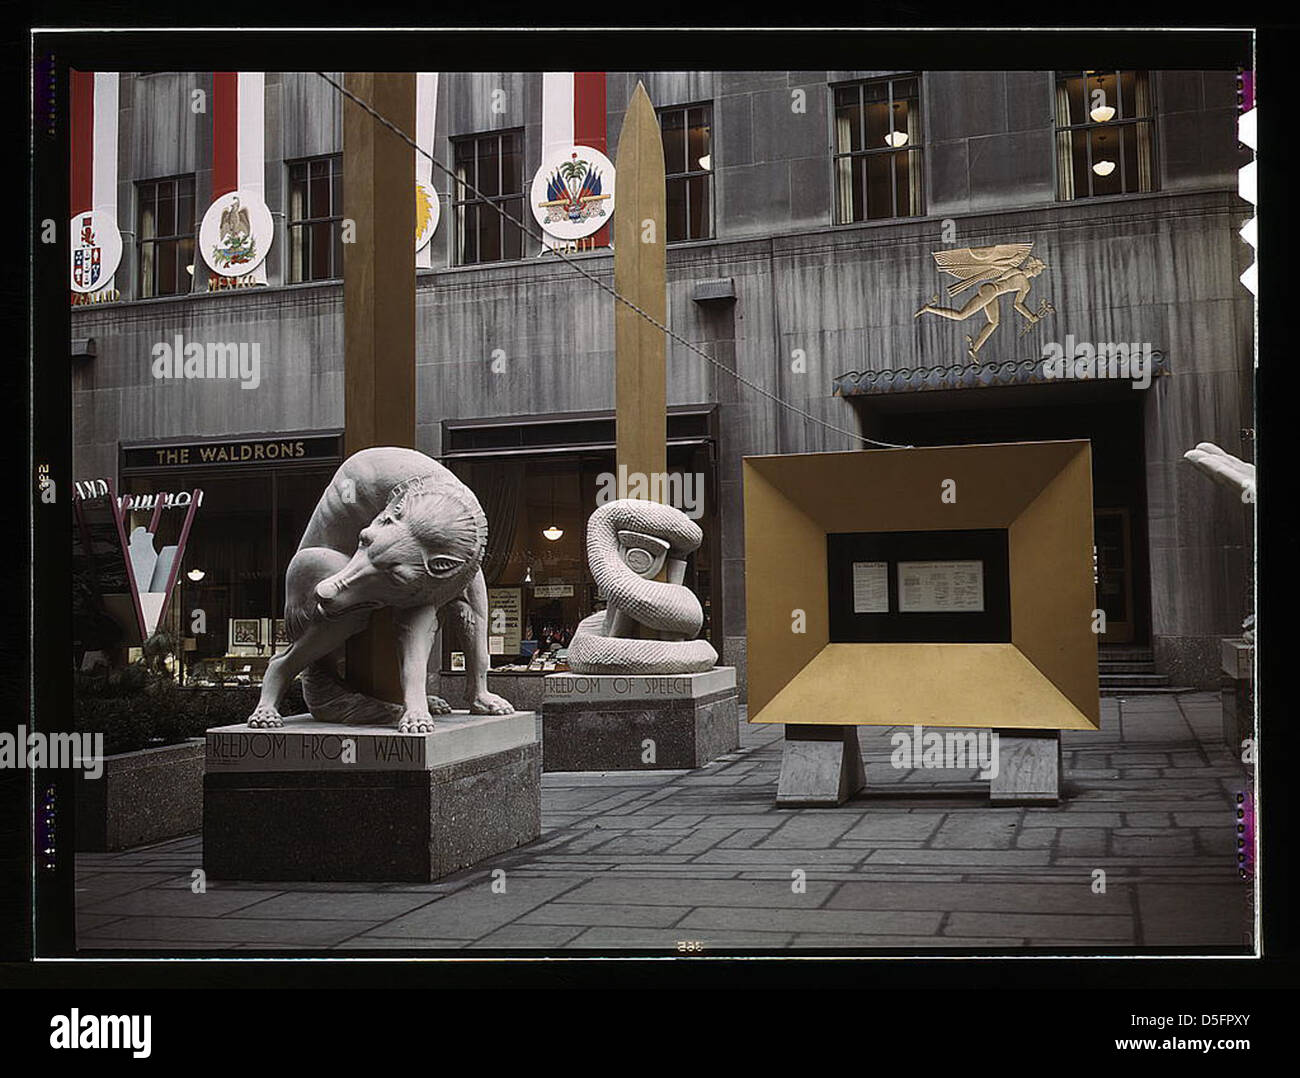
[75,691,1252,952]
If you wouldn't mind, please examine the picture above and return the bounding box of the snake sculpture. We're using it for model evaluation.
[567,498,718,675]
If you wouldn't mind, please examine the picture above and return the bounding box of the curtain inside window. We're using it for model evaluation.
[906,102,922,214]
[835,113,854,223]
[455,161,471,265]
[1134,72,1153,192]
[474,460,525,586]
[1054,80,1075,200]
[289,179,304,283]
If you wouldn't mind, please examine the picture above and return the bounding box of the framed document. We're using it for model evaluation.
[897,560,985,613]
[827,528,1010,643]
[851,561,889,613]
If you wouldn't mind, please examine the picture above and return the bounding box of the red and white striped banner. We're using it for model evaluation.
[539,72,609,249]
[70,71,122,299]
[203,72,270,284]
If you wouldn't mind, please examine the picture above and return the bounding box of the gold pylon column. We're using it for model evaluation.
[342,72,416,704]
[613,82,667,494]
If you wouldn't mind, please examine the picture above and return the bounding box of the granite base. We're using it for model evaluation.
[202,712,540,882]
[541,668,739,771]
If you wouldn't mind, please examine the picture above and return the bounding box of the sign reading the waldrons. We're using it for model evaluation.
[69,210,123,294]
[530,146,615,241]
[415,180,440,251]
[199,190,274,277]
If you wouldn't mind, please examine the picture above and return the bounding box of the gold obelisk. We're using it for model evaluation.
[341,72,416,705]
[613,82,667,494]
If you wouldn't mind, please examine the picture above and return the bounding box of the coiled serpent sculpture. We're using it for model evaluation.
[567,498,718,675]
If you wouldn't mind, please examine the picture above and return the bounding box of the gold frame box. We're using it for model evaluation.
[744,440,1099,732]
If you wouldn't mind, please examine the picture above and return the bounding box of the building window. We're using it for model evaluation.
[832,77,922,223]
[452,130,525,265]
[1054,71,1155,199]
[287,155,344,282]
[658,104,713,242]
[137,175,196,298]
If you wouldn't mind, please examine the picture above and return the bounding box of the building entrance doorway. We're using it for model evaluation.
[863,393,1151,647]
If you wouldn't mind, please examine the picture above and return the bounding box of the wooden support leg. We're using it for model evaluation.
[776,725,866,808]
[989,729,1062,805]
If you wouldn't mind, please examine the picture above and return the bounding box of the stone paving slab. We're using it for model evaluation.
[74,692,1254,954]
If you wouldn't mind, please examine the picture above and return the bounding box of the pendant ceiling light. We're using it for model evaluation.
[542,475,563,541]
[1093,160,1117,176]
[1090,75,1115,123]
[885,101,908,147]
[186,568,205,582]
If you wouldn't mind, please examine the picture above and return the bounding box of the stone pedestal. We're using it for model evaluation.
[1220,637,1254,748]
[773,725,1061,807]
[989,729,1062,805]
[776,725,866,807]
[541,667,739,771]
[203,711,539,882]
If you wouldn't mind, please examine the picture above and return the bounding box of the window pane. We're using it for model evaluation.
[139,200,155,243]
[1085,71,1118,124]
[479,199,502,261]
[865,95,892,150]
[686,174,711,239]
[1071,128,1091,198]
[331,162,342,215]
[1089,127,1121,196]
[1118,70,1149,118]
[310,166,331,218]
[665,175,687,242]
[866,152,892,219]
[157,240,177,295]
[661,109,686,175]
[139,242,155,297]
[1057,72,1087,126]
[177,181,194,236]
[833,87,863,153]
[477,138,500,198]
[687,107,710,170]
[501,133,522,194]
[178,236,195,286]
[893,151,913,216]
[158,183,175,238]
[332,223,343,278]
[311,221,332,279]
[502,197,523,260]
[454,142,475,199]
[459,202,478,264]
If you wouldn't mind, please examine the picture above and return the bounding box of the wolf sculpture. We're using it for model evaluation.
[245,447,513,732]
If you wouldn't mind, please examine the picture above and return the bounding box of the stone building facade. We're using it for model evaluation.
[71,69,1252,692]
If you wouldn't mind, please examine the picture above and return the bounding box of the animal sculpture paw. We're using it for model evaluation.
[470,691,514,716]
[426,694,453,715]
[247,704,283,729]
[398,709,437,733]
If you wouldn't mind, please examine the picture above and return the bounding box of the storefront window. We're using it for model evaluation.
[121,462,336,686]
[444,446,715,673]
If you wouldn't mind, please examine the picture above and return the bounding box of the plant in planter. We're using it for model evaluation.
[74,663,308,851]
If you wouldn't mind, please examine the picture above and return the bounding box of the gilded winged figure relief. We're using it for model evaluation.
[914,242,1054,361]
